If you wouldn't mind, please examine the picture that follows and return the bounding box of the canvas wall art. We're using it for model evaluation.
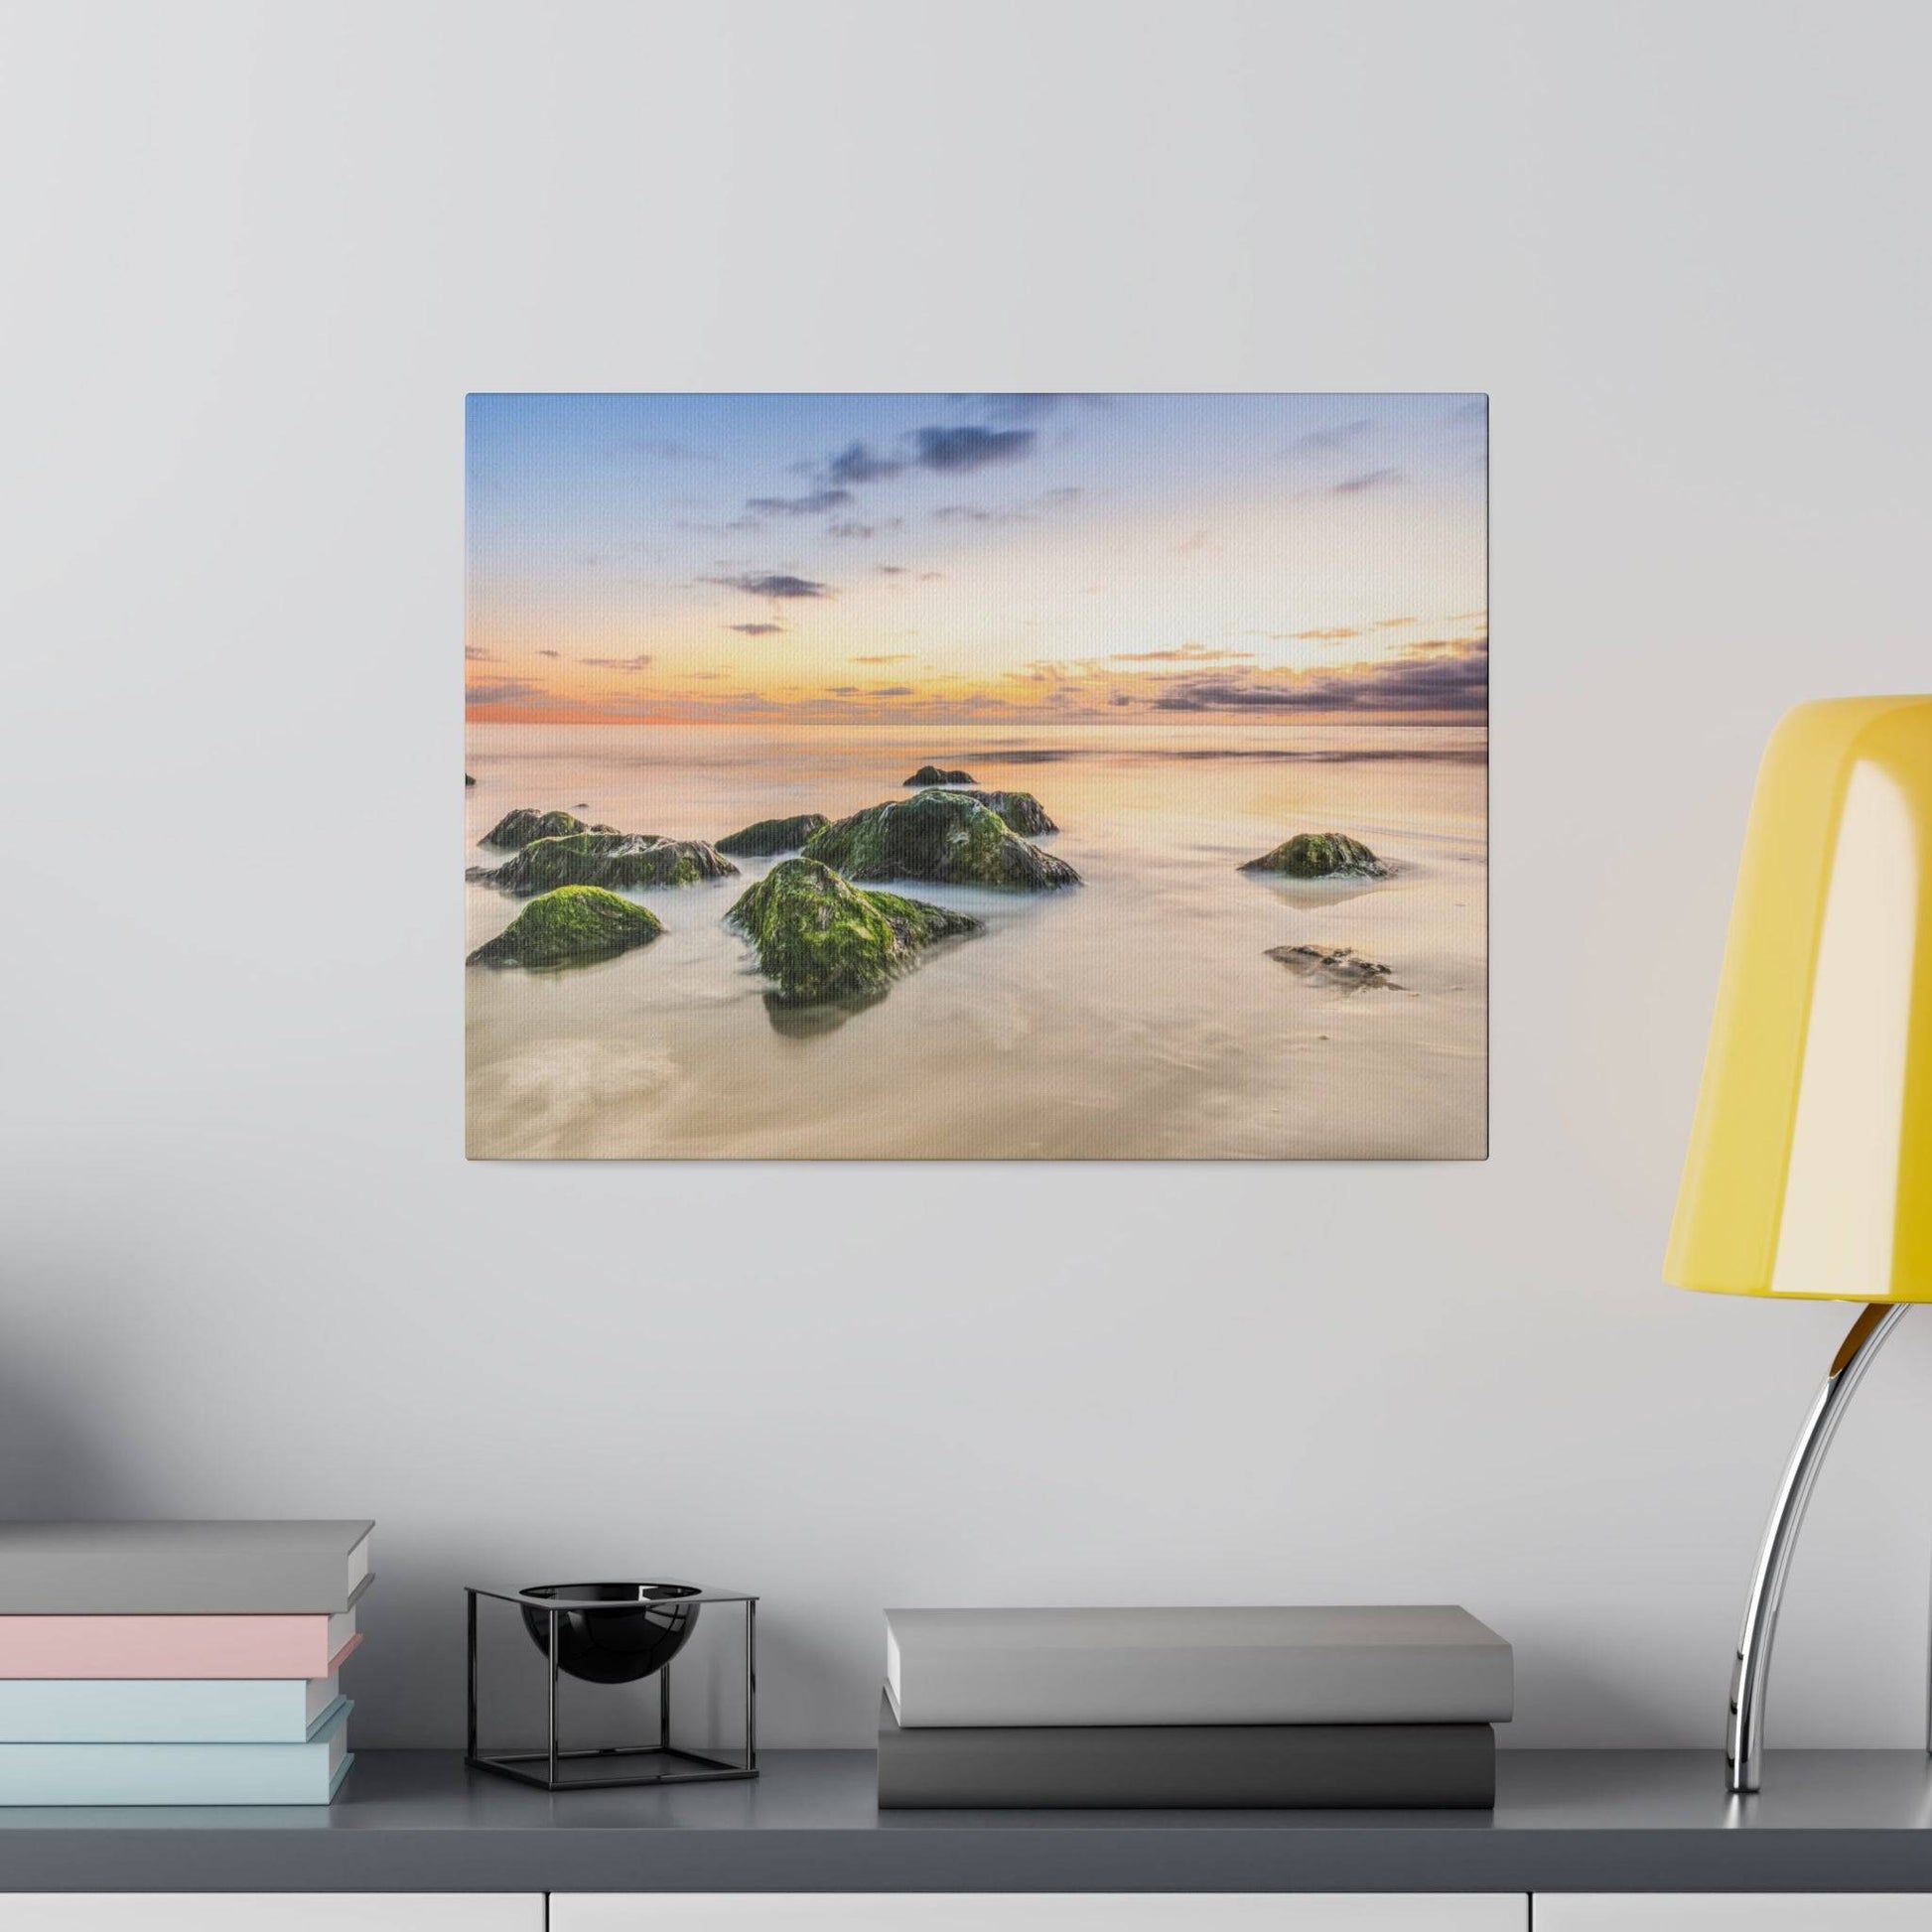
[465,393,1487,1161]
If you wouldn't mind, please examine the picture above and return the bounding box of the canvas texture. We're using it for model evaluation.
[465,393,1487,1160]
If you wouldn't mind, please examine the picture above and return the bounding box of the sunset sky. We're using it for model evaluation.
[466,393,1487,725]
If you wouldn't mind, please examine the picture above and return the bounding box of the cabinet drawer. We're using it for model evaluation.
[0,1898,543,1931]
[551,1896,1526,1931]
[1536,1899,1932,1931]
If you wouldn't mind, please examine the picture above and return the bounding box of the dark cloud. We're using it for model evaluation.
[932,504,1030,525]
[912,425,1035,473]
[745,487,854,517]
[820,422,1039,492]
[875,564,907,576]
[1332,469,1404,494]
[726,622,785,636]
[464,645,495,660]
[1108,692,1135,707]
[826,442,905,484]
[870,686,915,698]
[466,677,548,706]
[582,653,654,672]
[919,571,945,582]
[1285,419,1369,454]
[1154,641,1487,715]
[537,648,562,658]
[852,652,914,663]
[715,573,834,600]
[1112,643,1257,664]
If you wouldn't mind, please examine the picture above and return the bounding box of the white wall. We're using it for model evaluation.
[2,0,1929,1750]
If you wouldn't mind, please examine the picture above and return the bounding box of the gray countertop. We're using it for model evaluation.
[3,1749,1932,1892]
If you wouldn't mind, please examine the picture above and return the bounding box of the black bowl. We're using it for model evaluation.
[519,1582,703,1685]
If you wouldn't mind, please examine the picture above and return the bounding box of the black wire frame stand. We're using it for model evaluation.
[464,1585,759,1792]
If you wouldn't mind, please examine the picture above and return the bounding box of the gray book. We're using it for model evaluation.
[877,1693,1494,1809]
[885,1605,1512,1728]
[0,1521,374,1614]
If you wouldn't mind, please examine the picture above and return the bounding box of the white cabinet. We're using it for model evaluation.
[1536,1899,1932,1930]
[551,1896,1526,1931]
[0,1899,543,1931]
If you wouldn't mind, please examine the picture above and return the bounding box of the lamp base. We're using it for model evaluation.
[1725,1302,1908,1793]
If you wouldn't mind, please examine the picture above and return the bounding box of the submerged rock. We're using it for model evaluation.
[803,790,1079,890]
[727,858,981,1006]
[1241,832,1389,879]
[934,788,1058,836]
[481,807,620,850]
[1266,944,1397,989]
[904,764,977,787]
[468,887,664,969]
[469,832,739,895]
[715,812,832,857]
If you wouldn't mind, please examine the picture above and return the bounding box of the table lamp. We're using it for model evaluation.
[1667,694,1932,1794]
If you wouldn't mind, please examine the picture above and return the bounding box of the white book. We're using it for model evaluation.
[0,1672,344,1742]
[884,1605,1514,1727]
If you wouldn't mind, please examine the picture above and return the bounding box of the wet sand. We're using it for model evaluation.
[464,722,1486,1160]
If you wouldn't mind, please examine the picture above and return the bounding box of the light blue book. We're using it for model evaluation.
[0,1699,351,1805]
[0,1672,344,1742]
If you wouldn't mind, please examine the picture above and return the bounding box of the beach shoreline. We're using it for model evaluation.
[464,721,1487,1162]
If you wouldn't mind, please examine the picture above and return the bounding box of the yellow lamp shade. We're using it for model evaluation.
[1667,696,1932,1302]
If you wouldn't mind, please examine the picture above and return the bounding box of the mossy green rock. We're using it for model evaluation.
[471,832,739,895]
[715,812,832,857]
[727,858,981,1006]
[468,887,664,969]
[934,787,1057,836]
[904,764,976,787]
[482,807,619,850]
[1241,832,1389,879]
[802,791,1079,890]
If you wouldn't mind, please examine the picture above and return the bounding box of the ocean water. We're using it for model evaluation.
[464,722,1487,1160]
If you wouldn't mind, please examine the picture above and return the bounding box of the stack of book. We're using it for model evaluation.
[878,1604,1512,1808]
[0,1521,372,1805]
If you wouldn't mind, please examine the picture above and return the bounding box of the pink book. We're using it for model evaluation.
[0,1612,360,1679]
